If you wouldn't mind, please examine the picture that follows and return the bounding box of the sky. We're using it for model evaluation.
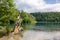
[14,0,60,12]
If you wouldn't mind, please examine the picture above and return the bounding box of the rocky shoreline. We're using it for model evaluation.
[0,32,23,40]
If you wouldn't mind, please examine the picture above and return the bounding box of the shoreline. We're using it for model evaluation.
[0,32,22,40]
[29,28,60,31]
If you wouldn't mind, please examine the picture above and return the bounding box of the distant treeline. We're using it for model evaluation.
[31,12,60,22]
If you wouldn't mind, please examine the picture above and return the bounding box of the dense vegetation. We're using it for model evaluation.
[0,0,19,26]
[31,12,60,22]
[0,0,36,28]
[20,11,36,28]
[0,0,36,37]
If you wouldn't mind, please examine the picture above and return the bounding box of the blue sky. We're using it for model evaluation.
[14,0,60,12]
[44,0,56,4]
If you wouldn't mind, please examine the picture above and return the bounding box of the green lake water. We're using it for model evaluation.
[34,22,60,28]
[1,22,60,40]
[21,22,60,40]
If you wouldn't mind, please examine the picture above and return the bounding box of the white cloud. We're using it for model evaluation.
[14,0,60,12]
[56,0,60,3]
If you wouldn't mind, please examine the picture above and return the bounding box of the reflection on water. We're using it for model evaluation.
[21,30,60,40]
[1,22,60,40]
[35,23,60,28]
[0,30,60,40]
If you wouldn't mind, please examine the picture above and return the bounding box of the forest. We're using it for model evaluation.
[31,12,60,22]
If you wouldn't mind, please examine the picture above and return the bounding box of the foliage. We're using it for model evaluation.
[0,0,36,33]
[31,12,60,22]
[20,11,36,29]
[0,0,19,26]
[0,0,19,36]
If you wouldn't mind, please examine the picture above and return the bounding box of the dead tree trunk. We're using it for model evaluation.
[12,13,23,35]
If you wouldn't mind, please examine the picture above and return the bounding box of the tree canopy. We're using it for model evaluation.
[31,12,60,22]
[20,11,36,24]
[0,0,19,26]
[0,0,36,26]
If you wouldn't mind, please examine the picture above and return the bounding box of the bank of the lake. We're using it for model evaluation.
[0,32,22,40]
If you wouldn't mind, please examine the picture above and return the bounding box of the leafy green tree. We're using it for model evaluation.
[0,0,19,26]
[0,0,19,34]
[20,11,36,29]
[0,0,36,31]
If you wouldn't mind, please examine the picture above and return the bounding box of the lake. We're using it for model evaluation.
[1,22,60,40]
[21,22,60,40]
[21,30,60,40]
[29,22,60,30]
[35,22,60,28]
